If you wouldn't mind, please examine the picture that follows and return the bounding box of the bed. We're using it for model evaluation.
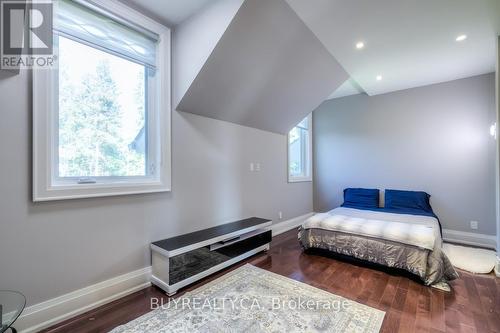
[299,189,459,290]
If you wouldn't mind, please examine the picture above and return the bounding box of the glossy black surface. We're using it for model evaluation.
[169,231,272,284]
[152,217,271,251]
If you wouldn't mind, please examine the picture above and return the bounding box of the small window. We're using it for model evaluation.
[33,0,171,201]
[288,114,312,182]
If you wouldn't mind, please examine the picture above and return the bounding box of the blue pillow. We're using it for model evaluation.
[384,189,432,213]
[342,188,379,209]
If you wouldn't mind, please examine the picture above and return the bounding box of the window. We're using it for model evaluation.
[33,0,171,201]
[288,114,312,182]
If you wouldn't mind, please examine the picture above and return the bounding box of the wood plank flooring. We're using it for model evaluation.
[42,229,500,333]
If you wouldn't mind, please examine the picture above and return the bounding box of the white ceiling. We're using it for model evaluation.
[119,0,213,26]
[286,0,500,98]
[122,0,500,99]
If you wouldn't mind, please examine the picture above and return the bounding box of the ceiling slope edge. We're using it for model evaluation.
[172,0,246,108]
[176,0,349,134]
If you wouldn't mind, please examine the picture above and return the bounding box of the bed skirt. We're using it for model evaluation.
[299,227,458,291]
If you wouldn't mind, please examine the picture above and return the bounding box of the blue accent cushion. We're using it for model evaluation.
[384,189,432,213]
[342,188,379,209]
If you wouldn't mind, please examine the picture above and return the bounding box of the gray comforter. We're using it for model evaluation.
[299,209,458,290]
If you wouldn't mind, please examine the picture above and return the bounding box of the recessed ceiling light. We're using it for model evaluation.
[456,34,467,42]
[356,41,365,49]
[376,75,383,81]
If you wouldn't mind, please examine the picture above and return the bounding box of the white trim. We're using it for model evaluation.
[288,113,313,183]
[14,217,496,333]
[442,229,497,250]
[272,212,314,236]
[288,176,313,183]
[15,267,151,333]
[14,214,314,332]
[32,0,172,201]
[495,256,500,277]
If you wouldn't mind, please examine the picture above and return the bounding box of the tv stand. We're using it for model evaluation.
[150,217,272,296]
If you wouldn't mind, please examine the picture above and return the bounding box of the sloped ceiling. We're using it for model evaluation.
[172,0,245,108]
[175,0,349,134]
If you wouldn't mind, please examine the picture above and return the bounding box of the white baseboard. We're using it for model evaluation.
[15,267,152,333]
[442,229,497,250]
[271,212,314,236]
[15,213,315,333]
[16,215,496,333]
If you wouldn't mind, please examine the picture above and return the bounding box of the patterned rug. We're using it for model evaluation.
[111,264,385,332]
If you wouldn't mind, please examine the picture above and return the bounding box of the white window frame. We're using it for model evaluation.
[287,114,313,183]
[33,0,171,201]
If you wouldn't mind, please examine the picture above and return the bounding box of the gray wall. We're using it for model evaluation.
[313,73,497,235]
[0,70,312,306]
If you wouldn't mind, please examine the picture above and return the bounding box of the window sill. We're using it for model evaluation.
[33,181,170,202]
[288,177,313,183]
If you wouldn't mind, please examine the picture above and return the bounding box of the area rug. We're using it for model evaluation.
[443,243,496,274]
[111,264,385,333]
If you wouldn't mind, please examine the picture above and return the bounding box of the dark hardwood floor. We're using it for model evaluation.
[42,229,500,333]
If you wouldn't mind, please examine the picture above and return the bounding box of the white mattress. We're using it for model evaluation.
[302,207,439,250]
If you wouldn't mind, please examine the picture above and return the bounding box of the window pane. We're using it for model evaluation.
[58,36,147,177]
[289,127,305,177]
